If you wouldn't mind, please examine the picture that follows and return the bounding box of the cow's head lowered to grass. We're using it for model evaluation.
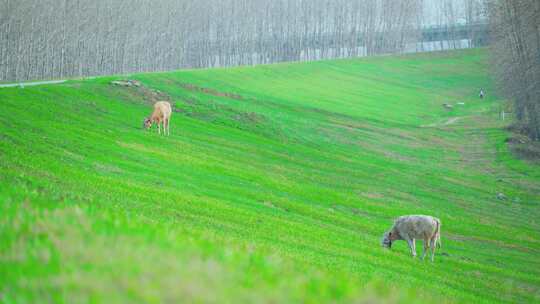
[381,230,401,249]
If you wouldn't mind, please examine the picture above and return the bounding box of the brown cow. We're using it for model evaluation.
[144,101,172,136]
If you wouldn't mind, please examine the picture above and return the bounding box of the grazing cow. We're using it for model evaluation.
[479,89,485,99]
[144,101,172,135]
[381,215,441,261]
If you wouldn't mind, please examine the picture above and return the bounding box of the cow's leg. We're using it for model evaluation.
[163,119,167,136]
[422,238,429,260]
[430,237,437,262]
[405,237,416,258]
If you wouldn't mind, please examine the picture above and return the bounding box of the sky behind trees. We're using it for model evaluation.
[423,0,487,26]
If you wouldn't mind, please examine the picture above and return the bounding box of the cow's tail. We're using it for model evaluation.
[435,218,442,249]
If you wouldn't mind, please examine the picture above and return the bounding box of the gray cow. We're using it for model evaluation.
[381,215,441,261]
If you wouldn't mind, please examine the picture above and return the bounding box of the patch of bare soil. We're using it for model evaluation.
[259,200,289,212]
[444,117,462,125]
[421,116,462,128]
[331,204,376,218]
[358,192,384,200]
[445,232,534,254]
[179,83,245,100]
[179,97,267,126]
[506,134,540,162]
[457,118,495,170]
[110,79,172,106]
[93,162,123,174]
[325,117,441,155]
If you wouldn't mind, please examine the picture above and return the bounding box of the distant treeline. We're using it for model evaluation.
[0,0,487,82]
[489,0,540,141]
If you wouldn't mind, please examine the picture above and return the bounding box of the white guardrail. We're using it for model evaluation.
[0,80,66,89]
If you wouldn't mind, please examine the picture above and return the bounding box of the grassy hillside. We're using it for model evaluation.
[1,48,539,303]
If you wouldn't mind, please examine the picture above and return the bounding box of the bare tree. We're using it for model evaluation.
[488,0,540,140]
[1,0,487,83]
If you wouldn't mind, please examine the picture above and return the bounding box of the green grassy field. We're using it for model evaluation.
[1,48,539,303]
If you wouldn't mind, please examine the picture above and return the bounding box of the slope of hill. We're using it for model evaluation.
[1,49,539,303]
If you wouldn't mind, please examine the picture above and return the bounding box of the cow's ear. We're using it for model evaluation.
[388,232,392,237]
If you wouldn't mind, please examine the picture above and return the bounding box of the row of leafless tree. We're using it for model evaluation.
[488,0,540,140]
[0,0,486,82]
